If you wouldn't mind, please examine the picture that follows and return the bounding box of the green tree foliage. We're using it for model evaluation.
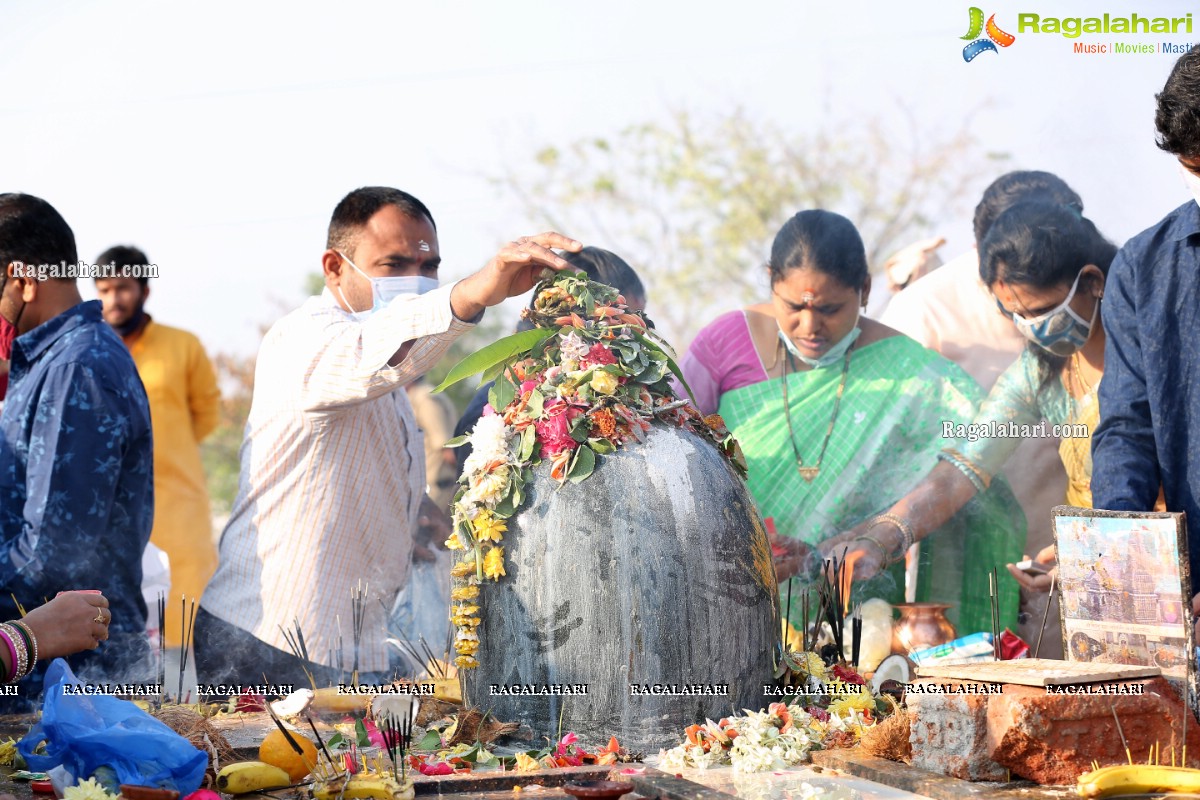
[497,108,1006,344]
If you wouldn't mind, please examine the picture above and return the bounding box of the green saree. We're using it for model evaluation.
[719,335,1025,635]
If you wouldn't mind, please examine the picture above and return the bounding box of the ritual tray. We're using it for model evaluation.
[915,658,1161,686]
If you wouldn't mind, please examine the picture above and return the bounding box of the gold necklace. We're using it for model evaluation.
[1071,353,1095,397]
[780,338,854,482]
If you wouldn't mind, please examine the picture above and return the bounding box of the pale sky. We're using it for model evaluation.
[1,0,1192,356]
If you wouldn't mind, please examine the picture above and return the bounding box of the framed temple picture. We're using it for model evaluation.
[1052,506,1196,708]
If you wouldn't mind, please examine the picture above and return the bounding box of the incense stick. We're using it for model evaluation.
[178,596,197,703]
[351,581,367,687]
[263,687,305,757]
[156,593,166,706]
[784,578,793,649]
[851,604,863,669]
[1111,702,1133,764]
[1034,575,1057,659]
[988,570,999,661]
[305,714,340,774]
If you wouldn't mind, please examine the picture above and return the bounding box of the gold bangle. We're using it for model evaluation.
[868,513,915,558]
[854,535,893,565]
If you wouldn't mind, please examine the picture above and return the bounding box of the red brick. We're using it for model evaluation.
[986,677,1200,785]
[906,679,1007,782]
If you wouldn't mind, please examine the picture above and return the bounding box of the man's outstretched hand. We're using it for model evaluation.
[450,232,582,321]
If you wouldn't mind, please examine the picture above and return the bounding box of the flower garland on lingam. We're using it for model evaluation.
[439,270,746,669]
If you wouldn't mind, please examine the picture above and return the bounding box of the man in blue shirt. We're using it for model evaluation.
[0,194,153,703]
[1092,49,1200,591]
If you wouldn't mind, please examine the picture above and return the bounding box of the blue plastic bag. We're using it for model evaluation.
[18,659,206,793]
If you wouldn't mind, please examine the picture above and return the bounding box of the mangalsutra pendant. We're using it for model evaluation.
[797,466,819,482]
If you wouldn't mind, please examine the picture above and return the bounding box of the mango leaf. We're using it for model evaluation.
[488,378,517,412]
[518,425,537,461]
[567,445,596,483]
[326,732,346,751]
[526,389,545,418]
[417,729,442,750]
[445,434,470,448]
[355,717,370,747]
[434,329,556,393]
[635,331,694,402]
[589,437,616,455]
[480,363,506,384]
[493,488,518,518]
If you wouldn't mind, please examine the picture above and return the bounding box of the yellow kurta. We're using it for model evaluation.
[126,319,220,646]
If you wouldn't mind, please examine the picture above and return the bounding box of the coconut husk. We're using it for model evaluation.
[153,705,238,784]
[416,697,458,727]
[446,707,518,747]
[858,706,911,763]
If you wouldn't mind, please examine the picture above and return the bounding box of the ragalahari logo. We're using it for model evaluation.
[962,7,1016,61]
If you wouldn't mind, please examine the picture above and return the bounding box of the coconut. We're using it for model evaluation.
[152,705,237,784]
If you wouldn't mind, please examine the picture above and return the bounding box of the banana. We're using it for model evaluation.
[311,774,414,800]
[432,677,461,704]
[1077,764,1200,797]
[216,761,293,794]
[310,686,373,714]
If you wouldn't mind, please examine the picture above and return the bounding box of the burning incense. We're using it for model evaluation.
[351,581,367,687]
[801,593,810,652]
[784,578,793,648]
[851,603,863,670]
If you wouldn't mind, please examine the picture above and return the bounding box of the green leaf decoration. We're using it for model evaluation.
[434,328,556,393]
[526,389,545,418]
[589,437,616,455]
[417,729,442,750]
[488,378,516,412]
[326,732,345,750]
[444,434,470,448]
[635,331,694,402]
[567,445,596,483]
[518,425,537,461]
[355,717,370,747]
[480,362,507,384]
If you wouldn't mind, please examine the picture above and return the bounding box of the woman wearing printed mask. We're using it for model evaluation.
[680,210,1025,634]
[823,201,1165,594]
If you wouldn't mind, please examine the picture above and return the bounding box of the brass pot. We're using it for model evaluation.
[892,602,956,654]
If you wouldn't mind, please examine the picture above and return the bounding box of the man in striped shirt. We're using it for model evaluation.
[196,186,579,688]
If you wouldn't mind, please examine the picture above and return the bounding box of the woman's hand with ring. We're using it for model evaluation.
[21,591,111,658]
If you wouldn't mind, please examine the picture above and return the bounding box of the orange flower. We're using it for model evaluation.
[549,450,573,482]
[769,702,794,732]
[591,409,617,438]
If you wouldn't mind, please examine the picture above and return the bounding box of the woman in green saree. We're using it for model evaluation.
[679,210,1025,635]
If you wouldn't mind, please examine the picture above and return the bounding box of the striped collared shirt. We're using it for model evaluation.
[202,284,474,672]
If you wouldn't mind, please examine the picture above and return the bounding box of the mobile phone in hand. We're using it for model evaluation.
[1014,559,1050,576]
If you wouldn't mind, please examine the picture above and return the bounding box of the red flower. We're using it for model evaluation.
[831,664,866,685]
[233,693,265,712]
[584,344,616,367]
[809,706,830,722]
[535,413,578,456]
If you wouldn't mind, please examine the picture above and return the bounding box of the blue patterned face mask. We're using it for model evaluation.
[995,269,1097,357]
[336,251,438,320]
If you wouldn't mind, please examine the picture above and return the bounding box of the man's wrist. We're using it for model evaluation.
[449,278,486,323]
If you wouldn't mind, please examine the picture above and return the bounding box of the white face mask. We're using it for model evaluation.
[1179,162,1200,209]
[777,295,863,369]
[336,251,438,319]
